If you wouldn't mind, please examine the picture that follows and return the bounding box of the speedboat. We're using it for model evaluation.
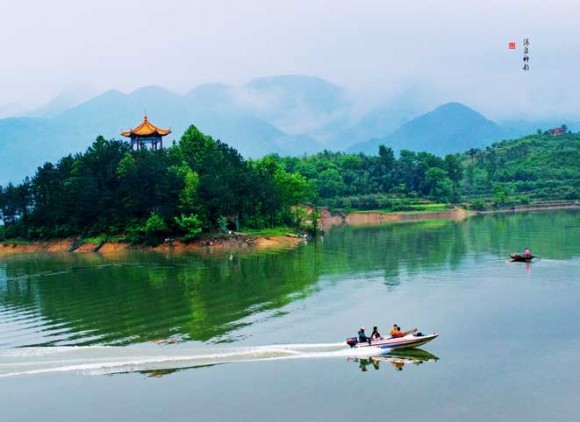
[510,253,534,262]
[346,332,439,350]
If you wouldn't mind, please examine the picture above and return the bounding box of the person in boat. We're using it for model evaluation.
[390,324,399,337]
[523,247,531,257]
[358,327,371,344]
[371,326,382,341]
[392,326,418,338]
[392,326,404,338]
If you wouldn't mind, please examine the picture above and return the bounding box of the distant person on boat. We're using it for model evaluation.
[358,327,371,344]
[523,247,531,257]
[371,326,382,341]
[390,324,399,337]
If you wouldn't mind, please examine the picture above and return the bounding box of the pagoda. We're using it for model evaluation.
[121,115,171,151]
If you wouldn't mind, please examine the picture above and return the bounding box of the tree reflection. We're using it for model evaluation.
[1,210,577,347]
[0,248,322,346]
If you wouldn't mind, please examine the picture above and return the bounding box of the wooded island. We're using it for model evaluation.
[0,124,578,245]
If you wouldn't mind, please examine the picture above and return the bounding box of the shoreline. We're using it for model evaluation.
[319,207,474,230]
[473,203,577,215]
[0,233,305,256]
[1,204,577,256]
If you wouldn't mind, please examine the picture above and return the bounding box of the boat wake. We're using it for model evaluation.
[0,342,388,378]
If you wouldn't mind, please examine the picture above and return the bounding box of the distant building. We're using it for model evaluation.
[121,115,171,150]
[544,126,567,137]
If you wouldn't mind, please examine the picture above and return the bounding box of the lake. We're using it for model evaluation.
[1,209,579,422]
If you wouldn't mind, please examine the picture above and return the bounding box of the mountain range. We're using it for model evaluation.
[0,75,575,185]
[347,102,503,156]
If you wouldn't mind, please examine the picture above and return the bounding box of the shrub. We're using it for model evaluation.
[126,213,169,246]
[175,214,203,241]
[469,199,487,211]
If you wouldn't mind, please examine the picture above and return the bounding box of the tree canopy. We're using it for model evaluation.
[1,127,577,242]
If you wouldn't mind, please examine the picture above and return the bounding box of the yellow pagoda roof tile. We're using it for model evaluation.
[121,116,171,137]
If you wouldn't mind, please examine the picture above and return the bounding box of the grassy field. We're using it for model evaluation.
[349,202,453,214]
[238,226,298,237]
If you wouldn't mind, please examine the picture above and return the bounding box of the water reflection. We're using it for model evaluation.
[321,210,579,283]
[138,364,217,378]
[349,349,439,373]
[0,249,323,347]
[507,257,534,276]
[0,210,578,348]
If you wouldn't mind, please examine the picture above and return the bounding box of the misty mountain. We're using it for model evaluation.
[185,83,237,109]
[244,75,347,117]
[0,117,57,186]
[240,75,352,142]
[237,75,424,149]
[28,90,90,118]
[2,75,576,186]
[0,83,323,185]
[348,102,503,156]
[325,104,418,150]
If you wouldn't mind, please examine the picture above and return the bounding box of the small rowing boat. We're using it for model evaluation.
[510,253,534,262]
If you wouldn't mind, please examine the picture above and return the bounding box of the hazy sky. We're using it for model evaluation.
[1,0,579,120]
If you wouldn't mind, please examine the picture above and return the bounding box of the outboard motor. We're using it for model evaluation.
[346,337,358,348]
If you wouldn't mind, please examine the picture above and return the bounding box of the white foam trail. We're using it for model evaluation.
[0,342,373,378]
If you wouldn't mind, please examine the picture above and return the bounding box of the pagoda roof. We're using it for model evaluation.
[121,116,171,137]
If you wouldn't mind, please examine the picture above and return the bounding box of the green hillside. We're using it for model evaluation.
[462,131,580,206]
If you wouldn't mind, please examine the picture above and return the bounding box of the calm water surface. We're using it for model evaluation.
[1,210,579,421]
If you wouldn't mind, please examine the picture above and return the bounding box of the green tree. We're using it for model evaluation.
[317,168,346,198]
[493,184,512,207]
[424,167,454,202]
[127,212,169,245]
[171,163,200,215]
[174,214,203,241]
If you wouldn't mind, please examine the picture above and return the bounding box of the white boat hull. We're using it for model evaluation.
[349,333,439,350]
